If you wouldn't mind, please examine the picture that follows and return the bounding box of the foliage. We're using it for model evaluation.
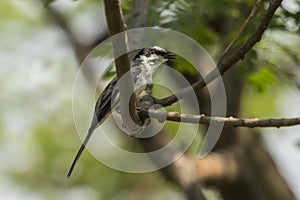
[248,67,275,92]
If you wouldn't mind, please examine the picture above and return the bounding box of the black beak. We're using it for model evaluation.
[165,52,176,60]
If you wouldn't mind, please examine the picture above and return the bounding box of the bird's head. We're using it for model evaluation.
[133,46,176,66]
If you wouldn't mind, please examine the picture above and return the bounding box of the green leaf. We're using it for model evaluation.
[248,67,275,92]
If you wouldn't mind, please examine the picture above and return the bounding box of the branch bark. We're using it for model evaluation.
[156,0,283,107]
[104,0,142,131]
[149,110,300,128]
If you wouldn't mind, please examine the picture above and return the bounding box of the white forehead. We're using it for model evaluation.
[151,46,166,52]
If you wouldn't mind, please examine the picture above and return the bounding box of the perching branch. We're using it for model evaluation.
[157,0,283,107]
[104,0,142,130]
[149,110,300,128]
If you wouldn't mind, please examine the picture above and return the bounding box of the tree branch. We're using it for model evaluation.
[104,0,142,130]
[220,0,262,59]
[156,0,283,107]
[149,110,300,128]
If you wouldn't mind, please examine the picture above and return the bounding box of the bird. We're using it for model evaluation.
[67,46,175,177]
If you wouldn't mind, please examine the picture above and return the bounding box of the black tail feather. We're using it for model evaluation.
[67,126,95,177]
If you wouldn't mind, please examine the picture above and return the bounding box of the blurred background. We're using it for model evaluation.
[0,0,300,199]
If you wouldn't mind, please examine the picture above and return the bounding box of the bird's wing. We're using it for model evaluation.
[67,77,119,177]
[93,77,119,126]
[68,67,147,177]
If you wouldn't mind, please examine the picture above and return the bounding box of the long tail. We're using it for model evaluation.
[67,126,96,177]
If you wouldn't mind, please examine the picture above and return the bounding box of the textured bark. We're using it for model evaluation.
[148,110,300,128]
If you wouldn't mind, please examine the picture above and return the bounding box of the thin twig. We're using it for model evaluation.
[149,110,300,128]
[220,0,262,59]
[157,0,283,107]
